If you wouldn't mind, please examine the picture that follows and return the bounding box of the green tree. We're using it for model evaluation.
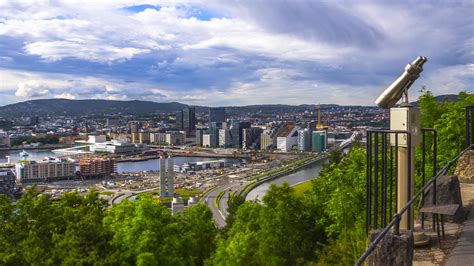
[176,203,218,266]
[103,196,183,265]
[50,191,112,265]
[212,183,325,265]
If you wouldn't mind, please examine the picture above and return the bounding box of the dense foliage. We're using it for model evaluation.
[415,88,473,184]
[0,190,217,265]
[11,135,60,146]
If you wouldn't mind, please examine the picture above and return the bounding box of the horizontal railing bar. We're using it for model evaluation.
[367,129,409,133]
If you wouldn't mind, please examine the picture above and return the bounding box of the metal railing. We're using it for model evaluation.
[366,129,410,232]
[467,105,474,148]
[356,143,473,266]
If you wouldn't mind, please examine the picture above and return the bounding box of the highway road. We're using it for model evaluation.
[205,135,358,228]
[110,186,160,205]
[201,182,242,228]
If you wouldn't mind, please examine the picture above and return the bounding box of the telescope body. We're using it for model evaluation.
[375,56,427,109]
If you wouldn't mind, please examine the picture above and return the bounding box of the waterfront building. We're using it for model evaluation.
[0,169,15,198]
[209,107,226,123]
[160,156,174,198]
[202,134,211,147]
[298,129,312,152]
[0,131,10,148]
[90,140,140,154]
[219,128,232,147]
[242,127,262,150]
[15,158,76,182]
[150,132,167,145]
[88,135,107,144]
[79,158,116,179]
[166,132,185,146]
[312,131,327,152]
[138,131,150,144]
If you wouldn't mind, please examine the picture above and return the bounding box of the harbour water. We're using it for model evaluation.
[246,159,326,201]
[0,149,239,174]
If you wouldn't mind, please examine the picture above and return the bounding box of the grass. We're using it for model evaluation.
[142,188,200,201]
[292,180,313,197]
[214,190,225,209]
[100,191,115,195]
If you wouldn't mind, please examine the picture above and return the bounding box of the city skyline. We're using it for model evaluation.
[0,1,472,107]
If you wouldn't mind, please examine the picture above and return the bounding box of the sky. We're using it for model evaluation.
[0,0,472,107]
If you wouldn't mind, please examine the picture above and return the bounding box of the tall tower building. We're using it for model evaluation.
[159,156,174,198]
[209,107,226,123]
[298,129,312,152]
[176,108,196,137]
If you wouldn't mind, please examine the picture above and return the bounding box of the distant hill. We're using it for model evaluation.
[0,99,192,117]
[0,94,459,118]
[411,94,459,107]
[0,99,343,118]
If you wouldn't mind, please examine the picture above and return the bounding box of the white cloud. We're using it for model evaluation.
[54,93,76,99]
[24,41,150,63]
[181,95,206,101]
[0,1,471,106]
[16,80,50,97]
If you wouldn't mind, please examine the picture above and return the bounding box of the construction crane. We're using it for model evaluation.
[316,104,329,130]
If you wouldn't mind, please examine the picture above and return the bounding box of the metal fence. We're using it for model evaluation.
[365,128,437,233]
[357,143,473,266]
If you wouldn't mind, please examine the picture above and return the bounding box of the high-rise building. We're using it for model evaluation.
[298,129,312,152]
[209,107,226,123]
[130,123,139,144]
[219,129,232,147]
[176,108,196,137]
[229,121,251,148]
[183,108,196,136]
[312,131,326,152]
[160,156,174,198]
[209,122,223,147]
[175,111,183,132]
[195,129,204,146]
[202,134,211,147]
[260,131,273,150]
[242,127,263,150]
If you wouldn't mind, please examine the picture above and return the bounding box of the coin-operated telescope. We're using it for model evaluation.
[375,56,427,109]
[375,56,427,231]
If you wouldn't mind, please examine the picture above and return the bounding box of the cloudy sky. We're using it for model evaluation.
[0,0,472,107]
